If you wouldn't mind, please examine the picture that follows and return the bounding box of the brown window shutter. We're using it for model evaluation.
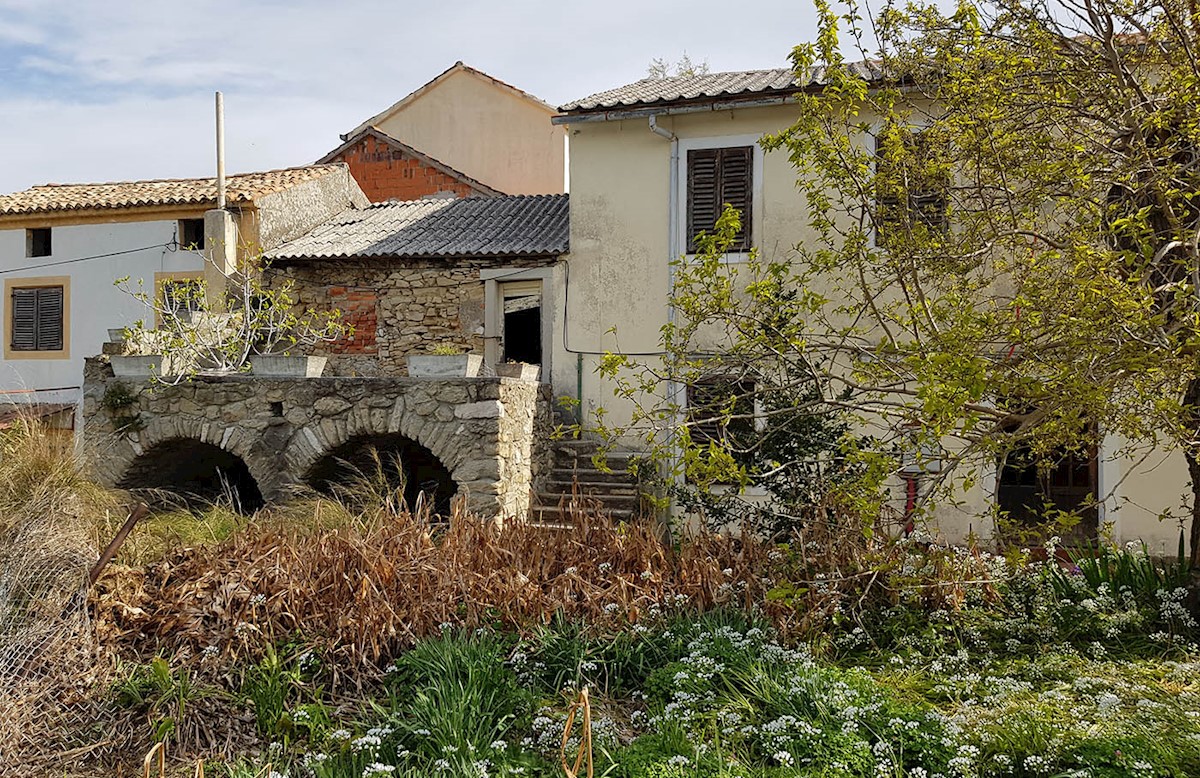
[687,146,753,253]
[719,147,752,251]
[10,288,36,351]
[687,148,720,253]
[35,287,64,351]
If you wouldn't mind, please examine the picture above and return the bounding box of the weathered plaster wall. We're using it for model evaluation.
[561,104,1193,549]
[268,257,554,376]
[81,358,552,518]
[0,219,206,404]
[252,166,369,252]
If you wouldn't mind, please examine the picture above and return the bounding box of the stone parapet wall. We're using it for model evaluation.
[81,357,552,519]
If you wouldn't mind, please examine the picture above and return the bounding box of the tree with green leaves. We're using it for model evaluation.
[603,0,1200,559]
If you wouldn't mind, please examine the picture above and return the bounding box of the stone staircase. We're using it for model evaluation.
[532,440,646,525]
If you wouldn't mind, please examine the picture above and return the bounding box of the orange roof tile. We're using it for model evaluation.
[0,164,345,216]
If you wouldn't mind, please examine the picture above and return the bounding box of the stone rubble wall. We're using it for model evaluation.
[81,357,551,519]
[266,257,553,377]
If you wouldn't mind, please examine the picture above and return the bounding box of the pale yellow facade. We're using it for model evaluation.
[556,102,1191,552]
[365,65,566,196]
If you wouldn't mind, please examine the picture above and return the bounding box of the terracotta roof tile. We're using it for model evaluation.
[0,165,345,216]
[267,194,568,260]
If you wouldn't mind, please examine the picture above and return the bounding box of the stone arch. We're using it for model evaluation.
[100,414,279,511]
[116,437,265,512]
[305,432,457,513]
[285,398,477,513]
[283,397,479,499]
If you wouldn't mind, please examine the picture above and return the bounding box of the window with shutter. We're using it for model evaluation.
[10,285,64,352]
[162,278,204,317]
[874,127,948,247]
[687,146,753,253]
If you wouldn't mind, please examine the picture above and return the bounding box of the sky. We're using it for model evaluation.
[0,0,825,193]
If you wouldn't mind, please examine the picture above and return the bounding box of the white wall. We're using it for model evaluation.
[0,218,204,405]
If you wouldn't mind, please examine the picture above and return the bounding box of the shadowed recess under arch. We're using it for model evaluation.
[305,433,457,514]
[117,438,265,513]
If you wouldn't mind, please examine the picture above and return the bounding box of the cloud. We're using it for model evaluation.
[0,0,822,192]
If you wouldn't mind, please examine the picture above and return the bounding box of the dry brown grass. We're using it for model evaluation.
[95,500,783,674]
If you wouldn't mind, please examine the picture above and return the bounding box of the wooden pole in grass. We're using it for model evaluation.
[90,503,149,586]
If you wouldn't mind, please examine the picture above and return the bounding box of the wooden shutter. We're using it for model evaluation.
[718,147,752,251]
[687,149,720,253]
[687,146,753,253]
[10,288,37,351]
[35,287,64,351]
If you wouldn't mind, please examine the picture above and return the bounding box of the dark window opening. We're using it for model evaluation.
[503,295,542,365]
[118,438,264,513]
[11,286,64,352]
[270,401,284,417]
[306,433,457,515]
[161,278,205,318]
[997,445,1098,543]
[687,146,753,253]
[26,228,51,258]
[179,219,205,250]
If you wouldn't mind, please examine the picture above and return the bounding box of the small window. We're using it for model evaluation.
[874,127,948,247]
[178,219,205,251]
[686,377,759,450]
[161,278,205,318]
[687,146,753,253]
[26,228,51,258]
[11,286,64,351]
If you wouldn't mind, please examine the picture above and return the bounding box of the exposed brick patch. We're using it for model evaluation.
[327,135,489,203]
[327,286,378,354]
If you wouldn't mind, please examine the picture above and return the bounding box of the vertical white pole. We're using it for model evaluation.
[215,91,226,209]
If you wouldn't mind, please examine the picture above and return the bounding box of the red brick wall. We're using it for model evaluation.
[326,285,378,354]
[329,135,483,202]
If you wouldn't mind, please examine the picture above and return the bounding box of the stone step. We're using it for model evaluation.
[543,479,640,495]
[545,468,637,486]
[536,491,642,510]
[530,503,638,524]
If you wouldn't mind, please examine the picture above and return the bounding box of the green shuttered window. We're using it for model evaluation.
[11,286,64,351]
[687,146,753,253]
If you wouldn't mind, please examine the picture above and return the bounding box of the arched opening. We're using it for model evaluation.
[306,433,457,514]
[118,438,265,513]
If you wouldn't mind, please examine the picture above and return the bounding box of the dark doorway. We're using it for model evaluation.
[306,433,457,515]
[997,445,1099,542]
[118,438,264,513]
[502,293,542,365]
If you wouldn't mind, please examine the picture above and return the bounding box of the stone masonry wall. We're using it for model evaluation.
[267,257,553,377]
[81,358,552,518]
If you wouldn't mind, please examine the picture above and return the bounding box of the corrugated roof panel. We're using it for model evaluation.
[267,194,569,260]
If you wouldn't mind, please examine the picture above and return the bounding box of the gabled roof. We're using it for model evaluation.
[556,62,884,117]
[343,61,556,141]
[0,165,346,216]
[267,194,568,261]
[318,127,504,196]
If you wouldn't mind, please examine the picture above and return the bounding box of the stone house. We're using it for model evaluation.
[0,164,367,409]
[264,194,569,378]
[322,61,567,200]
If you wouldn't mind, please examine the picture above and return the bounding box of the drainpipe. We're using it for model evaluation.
[649,115,682,527]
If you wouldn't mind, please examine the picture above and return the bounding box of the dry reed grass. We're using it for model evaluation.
[96,500,783,674]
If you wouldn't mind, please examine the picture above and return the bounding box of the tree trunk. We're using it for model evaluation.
[1183,377,1200,568]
